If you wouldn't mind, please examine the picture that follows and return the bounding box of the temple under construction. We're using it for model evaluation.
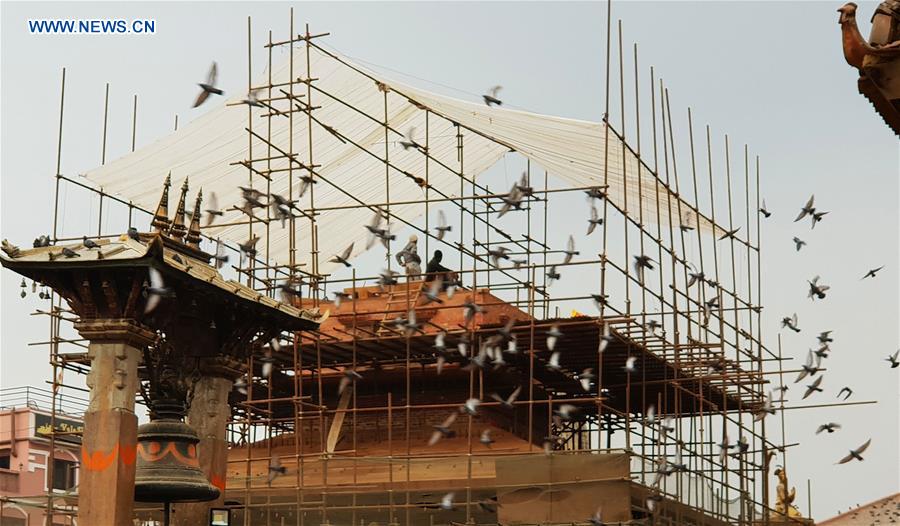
[0,5,816,526]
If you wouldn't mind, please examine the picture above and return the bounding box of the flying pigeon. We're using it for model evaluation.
[193,62,224,108]
[546,265,561,284]
[794,194,816,222]
[624,356,637,373]
[241,88,264,107]
[267,455,286,484]
[792,237,806,251]
[440,492,455,511]
[422,278,444,305]
[482,85,502,106]
[332,291,351,308]
[489,386,521,409]
[461,398,481,416]
[577,368,595,392]
[599,322,614,353]
[836,439,871,464]
[213,239,229,269]
[759,199,771,218]
[816,423,841,434]
[429,412,458,445]
[861,266,884,280]
[463,297,483,325]
[399,126,419,150]
[488,246,511,267]
[434,210,451,240]
[585,186,608,200]
[546,324,562,351]
[145,267,172,314]
[338,368,363,395]
[329,243,354,268]
[810,210,828,229]
[795,350,821,383]
[562,235,578,264]
[802,376,823,400]
[807,276,830,300]
[546,351,561,371]
[633,255,655,282]
[587,205,603,235]
[718,227,741,241]
[781,313,800,333]
[204,192,223,226]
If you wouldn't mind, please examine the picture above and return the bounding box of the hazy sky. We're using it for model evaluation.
[1,1,898,520]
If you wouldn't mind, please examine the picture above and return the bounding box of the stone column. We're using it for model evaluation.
[75,319,155,526]
[175,361,235,526]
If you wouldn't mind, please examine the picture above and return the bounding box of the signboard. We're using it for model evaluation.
[34,412,84,444]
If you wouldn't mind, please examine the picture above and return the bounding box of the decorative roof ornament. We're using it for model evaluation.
[771,467,803,519]
[186,188,203,248]
[151,173,172,232]
[838,1,900,135]
[168,177,189,241]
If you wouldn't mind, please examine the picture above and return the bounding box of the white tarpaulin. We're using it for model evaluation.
[83,45,715,276]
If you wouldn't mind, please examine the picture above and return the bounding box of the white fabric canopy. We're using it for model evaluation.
[83,45,715,276]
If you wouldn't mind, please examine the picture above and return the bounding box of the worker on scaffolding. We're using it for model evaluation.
[425,249,459,289]
[395,234,422,278]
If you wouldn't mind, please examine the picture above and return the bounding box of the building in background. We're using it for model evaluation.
[0,386,85,525]
[816,493,900,525]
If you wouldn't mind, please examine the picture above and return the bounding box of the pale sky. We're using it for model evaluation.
[1,1,898,520]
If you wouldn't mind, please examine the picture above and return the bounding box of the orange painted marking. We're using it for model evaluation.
[119,443,137,466]
[137,441,200,467]
[210,473,227,492]
[81,444,118,472]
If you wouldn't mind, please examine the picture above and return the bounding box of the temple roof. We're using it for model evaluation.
[0,234,324,329]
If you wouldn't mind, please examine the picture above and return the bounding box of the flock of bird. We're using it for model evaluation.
[4,60,896,523]
[771,194,896,469]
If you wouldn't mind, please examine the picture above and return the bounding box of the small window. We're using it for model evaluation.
[0,453,10,470]
[51,458,76,491]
